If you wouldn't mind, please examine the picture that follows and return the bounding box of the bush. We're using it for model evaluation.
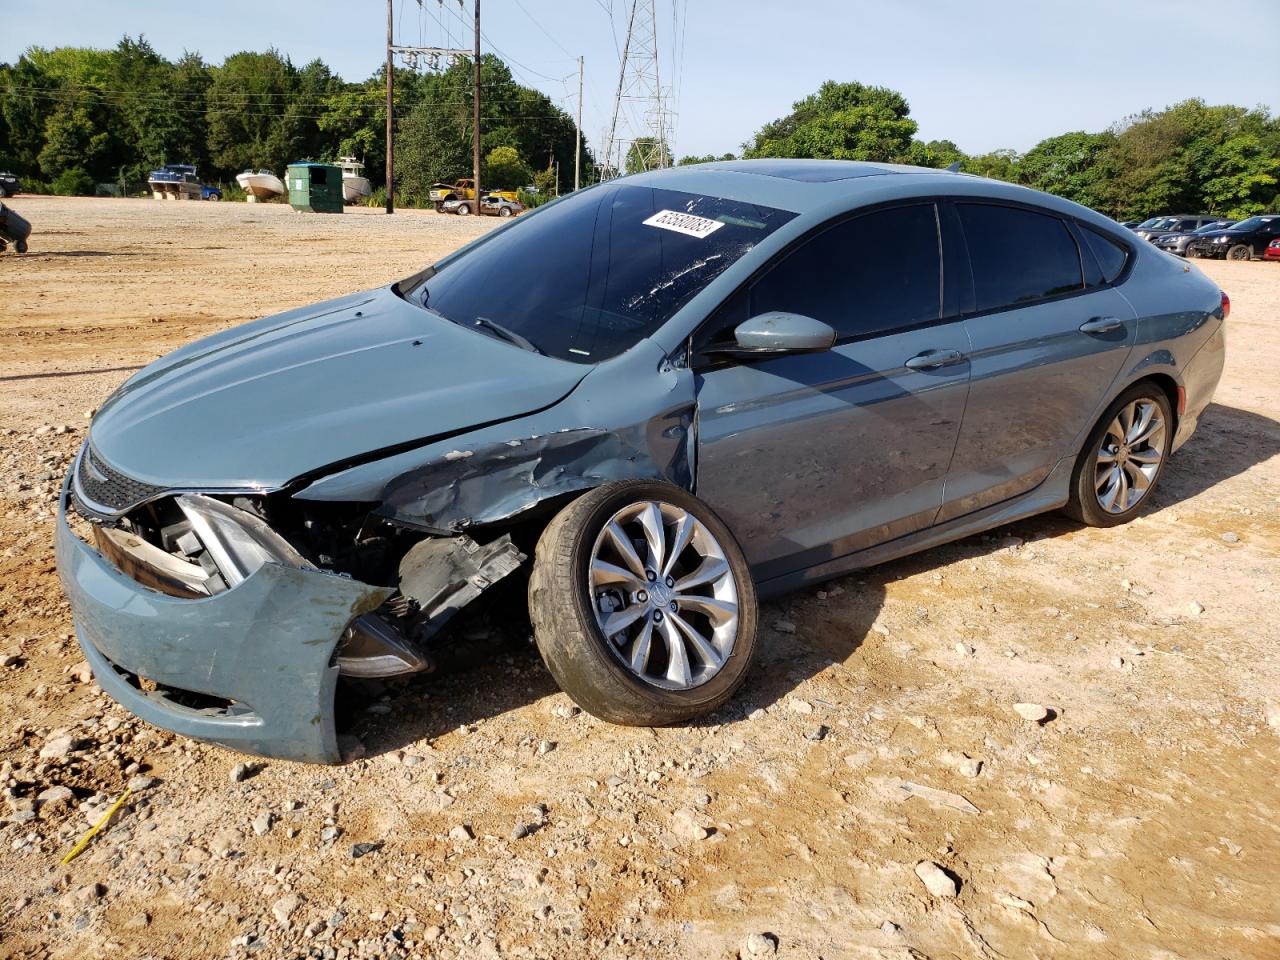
[51,168,96,196]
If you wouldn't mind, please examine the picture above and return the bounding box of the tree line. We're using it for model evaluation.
[726,81,1280,220]
[0,37,590,204]
[3,40,1276,219]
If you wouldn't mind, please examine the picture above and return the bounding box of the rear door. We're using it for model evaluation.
[693,202,972,581]
[939,202,1136,521]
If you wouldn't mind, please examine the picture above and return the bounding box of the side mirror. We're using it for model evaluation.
[707,311,836,359]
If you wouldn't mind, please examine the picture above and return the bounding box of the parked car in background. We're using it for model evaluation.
[1264,238,1280,262]
[1129,216,1175,234]
[1154,220,1235,256]
[0,172,20,198]
[1120,220,1142,229]
[56,159,1227,763]
[202,184,222,201]
[1187,215,1280,260]
[1133,215,1222,242]
[443,194,524,217]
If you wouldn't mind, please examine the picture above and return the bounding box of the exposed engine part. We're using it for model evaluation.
[335,612,434,678]
[397,533,526,641]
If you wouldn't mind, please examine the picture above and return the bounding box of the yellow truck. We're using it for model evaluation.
[428,178,519,212]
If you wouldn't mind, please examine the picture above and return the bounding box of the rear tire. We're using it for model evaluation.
[529,481,759,726]
[1227,244,1252,261]
[1065,382,1173,527]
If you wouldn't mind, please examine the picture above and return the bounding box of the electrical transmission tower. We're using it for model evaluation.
[603,0,670,179]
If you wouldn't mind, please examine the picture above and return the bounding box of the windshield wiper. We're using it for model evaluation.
[470,316,543,355]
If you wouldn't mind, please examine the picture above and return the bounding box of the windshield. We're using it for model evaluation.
[403,183,796,363]
[1194,221,1230,233]
[1229,216,1273,232]
[1136,218,1165,228]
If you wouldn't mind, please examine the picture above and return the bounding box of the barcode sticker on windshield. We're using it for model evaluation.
[642,209,725,239]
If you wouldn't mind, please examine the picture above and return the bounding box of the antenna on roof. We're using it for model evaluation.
[945,161,963,173]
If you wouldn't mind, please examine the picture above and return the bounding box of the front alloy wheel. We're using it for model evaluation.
[530,481,759,725]
[589,500,739,690]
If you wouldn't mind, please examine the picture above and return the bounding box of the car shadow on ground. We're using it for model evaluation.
[341,402,1279,760]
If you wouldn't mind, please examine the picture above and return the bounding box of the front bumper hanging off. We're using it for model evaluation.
[55,477,390,764]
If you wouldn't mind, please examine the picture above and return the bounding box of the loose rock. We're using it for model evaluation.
[1014,702,1051,723]
[741,932,778,956]
[914,860,959,897]
[272,893,303,925]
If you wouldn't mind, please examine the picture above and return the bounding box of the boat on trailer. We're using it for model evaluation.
[148,164,202,201]
[338,157,372,205]
[236,169,285,202]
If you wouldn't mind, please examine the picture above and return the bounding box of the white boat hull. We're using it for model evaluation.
[236,172,285,201]
[342,174,372,205]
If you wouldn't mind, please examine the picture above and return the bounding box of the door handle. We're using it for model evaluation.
[904,349,965,370]
[1079,316,1124,335]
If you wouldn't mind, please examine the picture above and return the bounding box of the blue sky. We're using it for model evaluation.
[4,0,1278,162]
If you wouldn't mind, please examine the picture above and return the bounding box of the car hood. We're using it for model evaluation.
[1195,228,1249,240]
[90,287,590,489]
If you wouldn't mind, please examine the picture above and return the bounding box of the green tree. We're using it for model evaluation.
[1016,131,1113,207]
[678,152,736,165]
[205,49,298,176]
[484,145,531,188]
[744,81,918,162]
[962,149,1020,182]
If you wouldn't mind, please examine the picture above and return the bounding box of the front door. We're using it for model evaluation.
[693,202,971,583]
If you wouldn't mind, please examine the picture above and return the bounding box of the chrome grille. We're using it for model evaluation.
[72,445,166,519]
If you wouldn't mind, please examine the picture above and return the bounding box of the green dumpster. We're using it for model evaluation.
[286,163,343,214]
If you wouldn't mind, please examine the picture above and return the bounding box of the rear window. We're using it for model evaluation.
[407,184,795,363]
[1079,226,1129,285]
[957,204,1083,312]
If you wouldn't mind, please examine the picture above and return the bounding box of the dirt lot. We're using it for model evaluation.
[1,196,1277,960]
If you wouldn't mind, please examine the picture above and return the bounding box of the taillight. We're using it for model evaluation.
[1221,291,1230,320]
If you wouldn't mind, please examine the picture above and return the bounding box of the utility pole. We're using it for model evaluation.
[574,55,583,191]
[385,1,470,215]
[472,0,481,215]
[385,0,394,213]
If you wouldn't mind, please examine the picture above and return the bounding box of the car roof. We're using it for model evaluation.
[619,159,1124,234]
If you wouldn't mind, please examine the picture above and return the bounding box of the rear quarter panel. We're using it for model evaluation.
[1110,245,1225,446]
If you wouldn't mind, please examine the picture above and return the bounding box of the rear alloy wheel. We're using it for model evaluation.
[529,481,758,725]
[1227,244,1252,261]
[1066,383,1172,527]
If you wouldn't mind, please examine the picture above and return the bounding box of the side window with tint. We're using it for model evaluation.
[748,204,941,339]
[1079,225,1129,285]
[957,204,1083,311]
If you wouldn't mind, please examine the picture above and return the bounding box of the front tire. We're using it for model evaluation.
[1227,244,1252,261]
[455,203,471,216]
[529,481,759,726]
[1065,382,1173,527]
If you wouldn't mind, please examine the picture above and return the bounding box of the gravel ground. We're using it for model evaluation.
[1,196,1278,960]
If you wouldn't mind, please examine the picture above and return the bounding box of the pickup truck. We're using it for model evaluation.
[428,178,519,212]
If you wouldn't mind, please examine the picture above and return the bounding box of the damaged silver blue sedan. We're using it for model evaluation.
[57,160,1226,762]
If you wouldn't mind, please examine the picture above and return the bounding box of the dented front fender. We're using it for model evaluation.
[295,341,697,531]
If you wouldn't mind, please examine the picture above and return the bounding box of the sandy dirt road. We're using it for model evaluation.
[1,196,1277,960]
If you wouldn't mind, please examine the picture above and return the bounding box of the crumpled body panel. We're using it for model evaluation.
[297,341,697,532]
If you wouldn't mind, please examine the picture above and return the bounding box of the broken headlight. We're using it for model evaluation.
[176,494,313,588]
